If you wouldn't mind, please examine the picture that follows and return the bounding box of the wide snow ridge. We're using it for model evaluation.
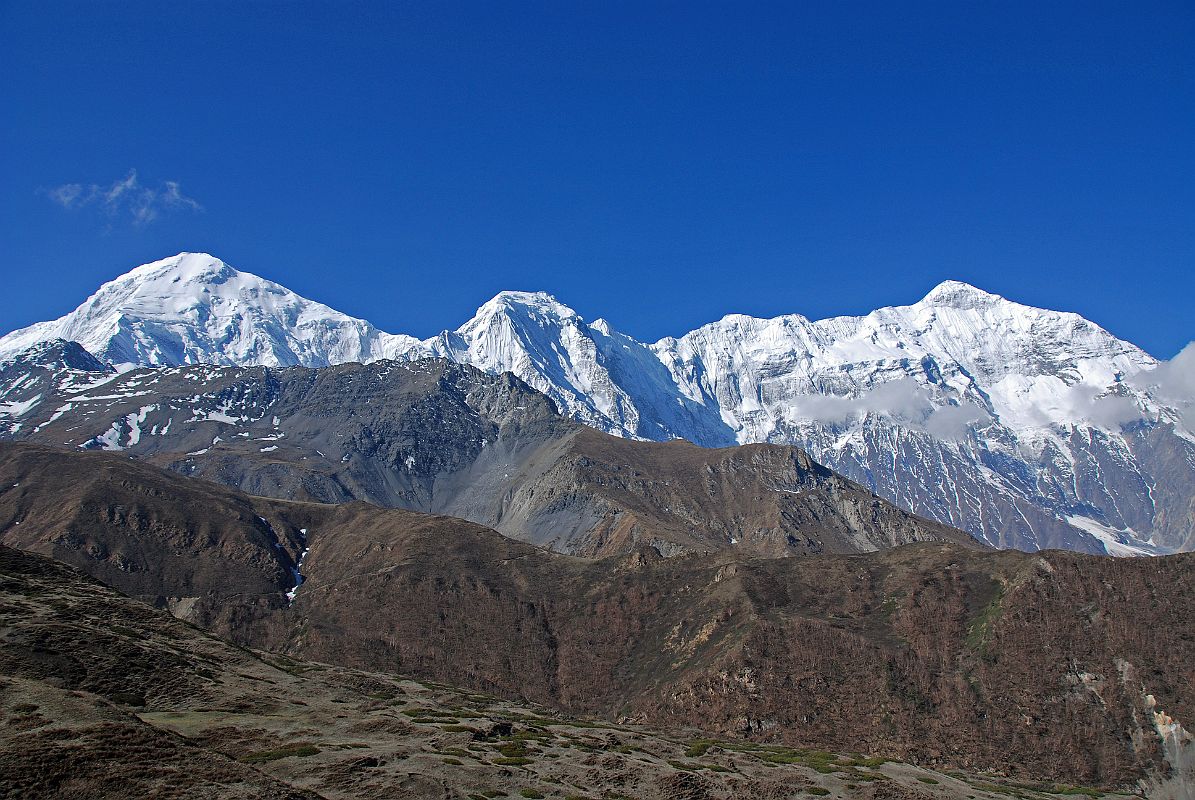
[1,252,1191,558]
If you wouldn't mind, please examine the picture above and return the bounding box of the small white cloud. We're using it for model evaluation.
[104,170,138,205]
[47,183,84,207]
[791,377,990,441]
[1137,342,1195,400]
[1129,342,1195,433]
[1010,380,1147,431]
[924,402,990,440]
[43,169,202,226]
[1082,393,1145,430]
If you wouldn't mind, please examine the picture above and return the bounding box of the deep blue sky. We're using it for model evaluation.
[2,2,1192,356]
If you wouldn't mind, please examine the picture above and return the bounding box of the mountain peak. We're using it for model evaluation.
[123,252,235,284]
[471,291,581,324]
[0,251,1187,556]
[919,280,1003,308]
[1,338,107,372]
[0,253,396,368]
[90,252,283,325]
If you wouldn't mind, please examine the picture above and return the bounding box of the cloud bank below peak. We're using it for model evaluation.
[1129,341,1195,434]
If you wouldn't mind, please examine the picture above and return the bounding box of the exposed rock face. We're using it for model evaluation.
[0,441,311,634]
[1,443,1191,788]
[0,352,970,557]
[503,428,971,556]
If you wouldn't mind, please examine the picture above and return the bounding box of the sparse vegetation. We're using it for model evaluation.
[0,530,1148,800]
[964,586,1006,652]
[106,691,146,706]
[1048,787,1103,797]
[239,742,321,763]
[495,740,531,758]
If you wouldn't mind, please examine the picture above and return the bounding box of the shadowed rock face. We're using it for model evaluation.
[0,353,973,557]
[254,520,1195,787]
[0,441,310,632]
[1,443,1191,789]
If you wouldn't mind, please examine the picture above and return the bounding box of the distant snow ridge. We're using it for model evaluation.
[2,252,1192,556]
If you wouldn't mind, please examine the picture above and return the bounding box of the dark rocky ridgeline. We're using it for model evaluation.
[1,345,971,556]
[256,516,1194,787]
[1,442,1191,790]
[0,441,312,631]
[503,427,975,556]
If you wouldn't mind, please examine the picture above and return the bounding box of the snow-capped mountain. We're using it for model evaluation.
[3,252,1192,555]
[0,253,425,368]
[652,283,1195,555]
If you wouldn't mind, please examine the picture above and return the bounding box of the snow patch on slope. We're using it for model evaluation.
[1064,515,1160,557]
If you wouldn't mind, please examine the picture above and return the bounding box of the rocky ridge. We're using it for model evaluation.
[0,353,971,558]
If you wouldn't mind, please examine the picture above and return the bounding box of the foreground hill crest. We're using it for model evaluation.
[1,251,1193,555]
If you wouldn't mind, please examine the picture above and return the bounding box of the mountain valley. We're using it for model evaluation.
[1,442,1192,794]
[1,253,1193,799]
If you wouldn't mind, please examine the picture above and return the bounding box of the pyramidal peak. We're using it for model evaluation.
[0,252,403,368]
[0,338,108,372]
[92,253,271,318]
[78,252,270,314]
[485,289,565,307]
[917,280,1004,309]
[470,290,582,324]
[123,251,234,282]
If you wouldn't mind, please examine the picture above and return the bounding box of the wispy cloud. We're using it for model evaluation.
[1129,341,1195,434]
[788,378,992,441]
[44,169,202,226]
[787,375,1171,438]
